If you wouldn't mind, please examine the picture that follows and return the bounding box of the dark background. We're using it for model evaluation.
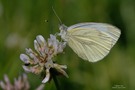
[0,0,135,90]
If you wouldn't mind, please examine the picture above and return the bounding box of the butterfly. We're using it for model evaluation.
[52,7,121,62]
[58,22,121,62]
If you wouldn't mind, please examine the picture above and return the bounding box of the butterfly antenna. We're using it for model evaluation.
[52,6,62,25]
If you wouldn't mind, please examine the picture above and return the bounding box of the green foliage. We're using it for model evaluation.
[0,0,135,90]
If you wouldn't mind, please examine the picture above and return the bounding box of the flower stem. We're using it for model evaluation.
[52,74,60,90]
[51,68,61,90]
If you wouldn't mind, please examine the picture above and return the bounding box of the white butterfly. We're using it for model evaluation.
[58,22,121,62]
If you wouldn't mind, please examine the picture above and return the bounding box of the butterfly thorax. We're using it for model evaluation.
[59,24,68,41]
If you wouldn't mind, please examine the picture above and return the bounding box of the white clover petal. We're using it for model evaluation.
[4,75,10,84]
[14,77,21,89]
[0,81,5,89]
[22,66,31,72]
[53,41,58,53]
[36,35,46,47]
[40,49,46,57]
[45,59,54,69]
[44,47,49,54]
[54,64,67,69]
[29,53,38,64]
[25,48,34,55]
[49,34,59,53]
[20,54,30,64]
[59,69,69,78]
[57,44,63,53]
[34,40,46,57]
[50,35,57,45]
[34,40,40,53]
[53,64,68,78]
[14,78,18,88]
[36,84,45,90]
[48,34,57,46]
[3,75,13,90]
[25,48,39,64]
[18,76,21,83]
[50,34,56,41]
[59,64,67,69]
[23,76,30,90]
[42,69,50,83]
[57,42,66,53]
[47,38,52,47]
[22,74,27,82]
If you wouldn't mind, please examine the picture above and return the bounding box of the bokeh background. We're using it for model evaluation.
[0,0,135,90]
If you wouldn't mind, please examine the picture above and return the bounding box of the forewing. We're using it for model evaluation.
[66,23,121,62]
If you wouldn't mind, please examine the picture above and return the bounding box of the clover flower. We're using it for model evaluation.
[20,35,68,83]
[0,74,44,90]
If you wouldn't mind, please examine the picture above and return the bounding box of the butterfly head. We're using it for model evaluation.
[59,24,67,31]
[59,24,68,41]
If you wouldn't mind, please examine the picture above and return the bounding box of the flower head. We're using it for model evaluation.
[0,74,29,90]
[0,74,44,90]
[20,35,68,83]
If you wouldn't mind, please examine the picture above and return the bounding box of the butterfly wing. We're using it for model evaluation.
[66,23,121,62]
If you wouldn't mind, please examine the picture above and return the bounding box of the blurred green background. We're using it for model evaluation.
[0,0,135,90]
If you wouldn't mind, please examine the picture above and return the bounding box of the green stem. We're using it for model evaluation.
[51,68,61,90]
[52,74,60,90]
